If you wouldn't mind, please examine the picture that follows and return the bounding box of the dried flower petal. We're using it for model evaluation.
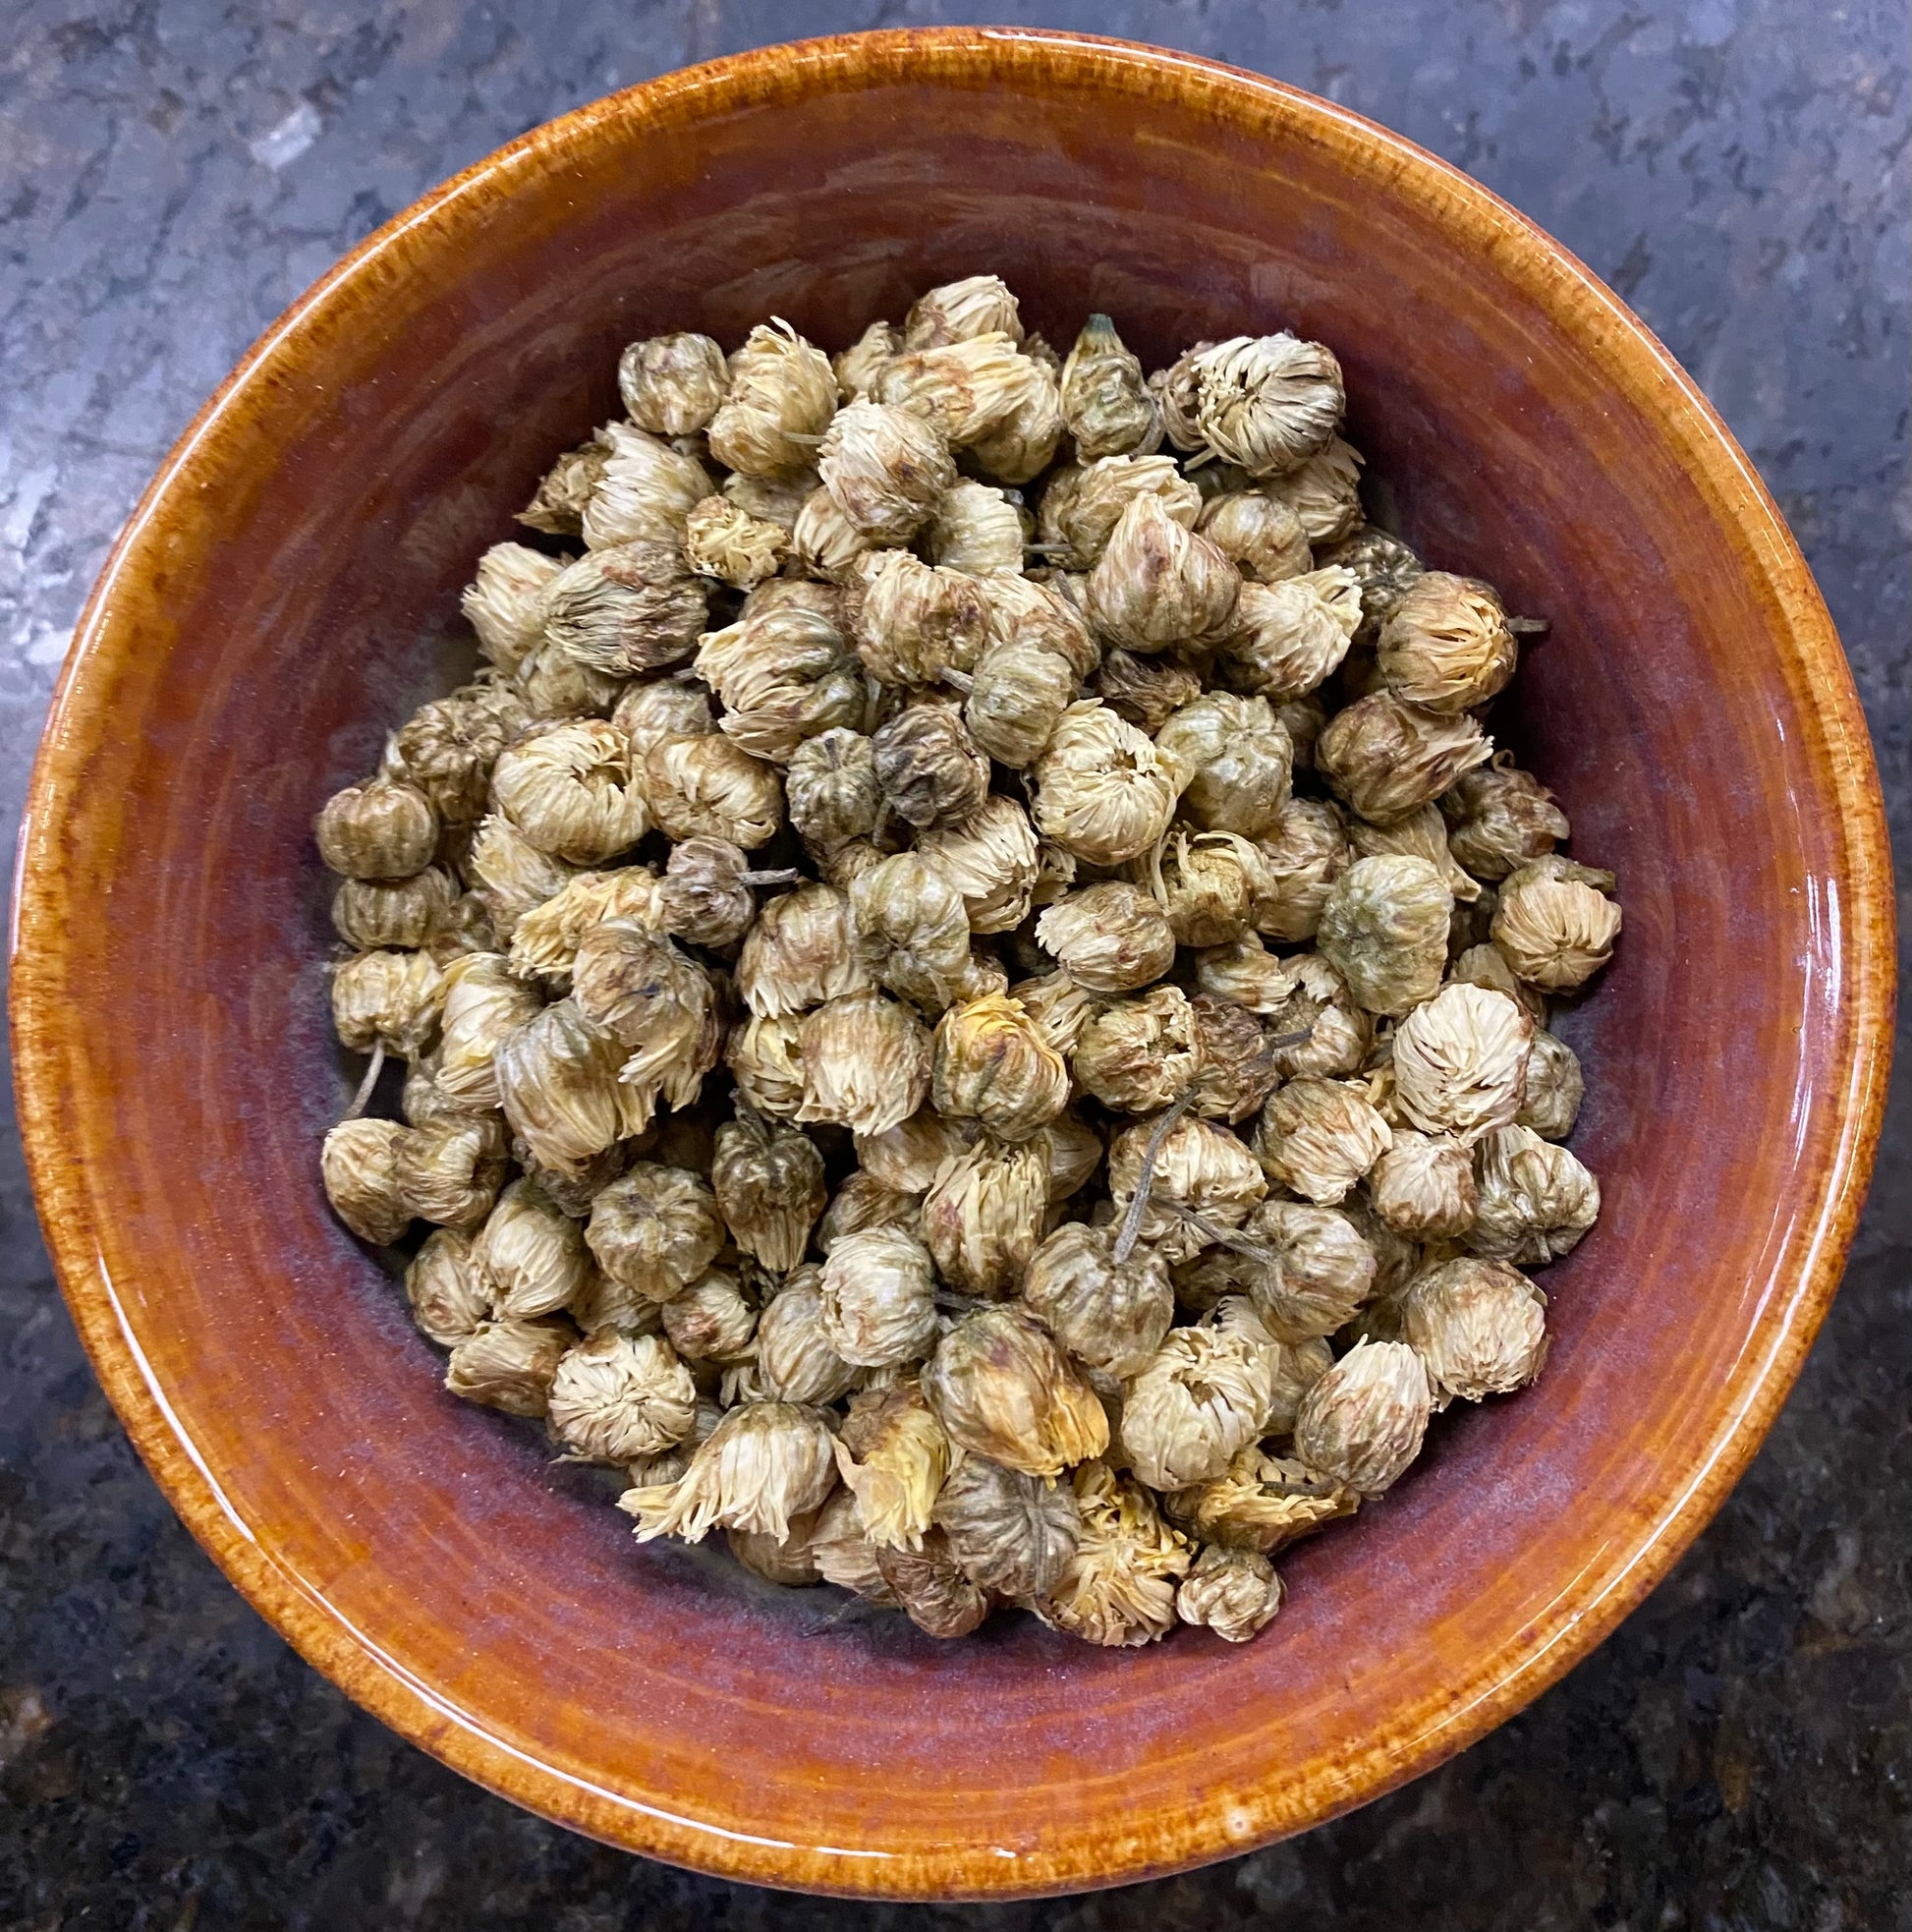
[1155,691,1294,839]
[445,1317,572,1416]
[331,948,445,1056]
[904,275,1024,349]
[1162,1443,1355,1554]
[463,543,564,676]
[1059,313,1162,461]
[920,1134,1049,1299]
[818,398,957,543]
[925,480,1026,576]
[1517,1028,1585,1141]
[621,1401,837,1542]
[580,422,713,550]
[549,1332,699,1460]
[931,994,1071,1141]
[1030,700,1179,867]
[1032,1460,1189,1646]
[1107,1113,1268,1264]
[1391,981,1533,1144]
[736,883,871,1018]
[756,1268,862,1403]
[405,1227,490,1347]
[1402,1256,1547,1402]
[1197,488,1312,584]
[1024,1221,1175,1379]
[834,319,902,401]
[871,703,990,830]
[1190,333,1345,477]
[847,548,991,686]
[475,1176,592,1318]
[1036,881,1176,994]
[540,540,707,675]
[316,777,439,881]
[681,493,786,590]
[1368,1128,1479,1237]
[659,1268,759,1362]
[1441,759,1570,881]
[321,1118,415,1244]
[851,853,974,1013]
[833,1378,952,1550]
[726,1012,808,1120]
[1254,1077,1392,1206]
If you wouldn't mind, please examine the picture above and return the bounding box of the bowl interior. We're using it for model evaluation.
[14,30,1885,1899]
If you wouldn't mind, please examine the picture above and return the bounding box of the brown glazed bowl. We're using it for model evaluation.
[10,27,1894,1900]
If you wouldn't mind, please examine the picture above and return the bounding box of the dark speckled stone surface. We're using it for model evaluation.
[1,3,1906,1925]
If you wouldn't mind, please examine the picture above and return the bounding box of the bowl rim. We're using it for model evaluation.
[10,24,1896,1900]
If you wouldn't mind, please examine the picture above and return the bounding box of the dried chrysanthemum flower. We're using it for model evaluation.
[611,677,715,757]
[1191,933,1301,1017]
[728,1509,829,1588]
[1468,1123,1601,1264]
[1318,691,1493,826]
[785,728,883,853]
[643,733,782,849]
[400,1052,480,1132]
[736,883,870,1019]
[331,948,445,1058]
[622,1391,721,1488]
[696,599,867,766]
[832,1379,952,1550]
[1120,1326,1279,1490]
[1293,1337,1431,1496]
[1237,1200,1379,1339]
[435,953,543,1108]
[932,1453,1080,1597]
[512,638,627,720]
[396,1114,509,1228]
[518,431,610,538]
[725,1012,807,1120]
[1440,759,1570,882]
[1216,567,1364,703]
[548,1332,699,1461]
[1517,1028,1585,1141]
[816,1226,940,1368]
[1163,1443,1354,1555]
[580,422,712,550]
[816,1171,922,1253]
[931,994,1070,1142]
[445,1317,573,1416]
[1317,853,1455,1017]
[904,274,1024,349]
[1033,1460,1190,1647]
[834,318,902,401]
[653,836,757,950]
[680,493,785,590]
[1491,857,1622,991]
[1030,700,1179,866]
[1039,454,1201,573]
[807,1488,899,1601]
[965,349,1066,483]
[1152,829,1261,947]
[619,330,729,436]
[570,924,719,1127]
[1391,982,1533,1143]
[1260,435,1365,544]
[1036,881,1176,994]
[797,990,932,1137]
[539,539,707,675]
[1086,495,1241,653]
[1188,333,1344,477]
[922,1306,1109,1475]
[1196,488,1312,584]
[1347,800,1481,906]
[321,1118,415,1244]
[873,1530,990,1638]
[873,330,1036,446]
[1059,313,1162,460]
[332,865,458,952]
[1188,994,1279,1123]
[491,720,648,866]
[850,853,973,1013]
[960,635,1077,769]
[1317,523,1426,646]
[924,479,1025,576]
[711,1109,826,1273]
[401,681,540,824]
[854,1108,969,1195]
[658,1268,759,1362]
[622,1400,838,1543]
[1258,954,1370,1080]
[1092,648,1205,736]
[847,548,991,686]
[1023,1220,1175,1379]
[1367,1128,1479,1238]
[1176,1544,1284,1643]
[1155,692,1294,840]
[1378,572,1517,713]
[405,1227,489,1347]
[1106,1112,1268,1264]
[462,542,564,676]
[1247,798,1348,943]
[1073,984,1201,1115]
[817,398,956,543]
[755,1268,862,1403]
[1009,969,1101,1058]
[1402,1256,1547,1403]
[871,704,990,830]
[584,1164,725,1305]
[790,485,877,582]
[500,868,659,986]
[706,321,838,477]
[474,1175,592,1318]
[1254,1077,1392,1206]
[911,796,1039,935]
[920,1134,1049,1299]
[316,776,439,881]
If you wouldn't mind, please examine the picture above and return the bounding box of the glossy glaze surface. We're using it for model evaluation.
[9,27,1893,1901]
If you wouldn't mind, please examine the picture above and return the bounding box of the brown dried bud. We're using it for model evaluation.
[833,318,902,401]
[707,322,838,478]
[1107,1113,1268,1264]
[609,684,712,766]
[491,720,648,865]
[1318,853,1455,1016]
[736,883,871,1019]
[1348,800,1481,907]
[462,542,564,675]
[396,679,536,825]
[911,799,1039,937]
[1086,495,1240,653]
[1254,1077,1392,1205]
[1402,1256,1547,1403]
[681,493,786,590]
[1059,313,1162,461]
[712,1109,827,1272]
[871,703,990,830]
[580,423,712,551]
[517,432,608,539]
[1155,691,1294,839]
[1176,1544,1284,1643]
[1238,1200,1379,1339]
[405,1227,489,1347]
[1036,881,1176,994]
[397,1114,509,1228]
[331,948,444,1056]
[1162,1443,1355,1555]
[925,480,1026,576]
[922,1306,1109,1476]
[321,1118,414,1245]
[756,1268,862,1403]
[728,1511,828,1588]
[445,1317,572,1417]
[503,866,662,984]
[316,776,438,881]
[965,350,1066,483]
[1039,454,1201,571]
[818,398,957,543]
[1189,993,1279,1123]
[1188,333,1345,477]
[785,728,883,852]
[921,1135,1049,1298]
[817,1172,922,1252]
[873,332,1043,453]
[492,997,645,1178]
[833,1378,953,1551]
[570,924,719,1126]
[549,1332,699,1460]
[931,994,1071,1141]
[1219,567,1364,700]
[725,1012,807,1120]
[540,539,707,675]
[791,485,878,582]
[1491,857,1622,991]
[1246,799,1347,943]
[1197,488,1312,583]
[963,636,1079,768]
[619,331,728,436]
[331,866,459,952]
[933,1453,1080,1598]
[875,1530,990,1638]
[1119,1324,1280,1490]
[1368,1128,1479,1237]
[797,990,932,1137]
[1030,701,1179,866]
[1517,1028,1585,1140]
[1093,648,1206,735]
[653,836,749,948]
[584,1164,724,1305]
[622,1401,838,1543]
[474,1176,591,1318]
[1153,829,1262,947]
[905,274,1024,349]
[850,853,973,1012]
[1468,1124,1601,1264]
[1442,760,1571,882]
[1293,1337,1431,1495]
[1032,1460,1190,1646]
[1392,982,1533,1142]
[1318,523,1426,646]
[1023,1221,1175,1380]
[1192,933,1302,1017]
[1074,983,1201,1115]
[1317,691,1493,826]
[847,548,991,685]
[643,733,782,849]
[1378,572,1517,713]
[658,1268,759,1362]
[512,638,627,720]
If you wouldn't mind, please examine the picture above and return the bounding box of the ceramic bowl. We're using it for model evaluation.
[11,27,1893,1900]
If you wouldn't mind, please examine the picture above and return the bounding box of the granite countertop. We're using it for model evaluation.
[1,2,1906,1925]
